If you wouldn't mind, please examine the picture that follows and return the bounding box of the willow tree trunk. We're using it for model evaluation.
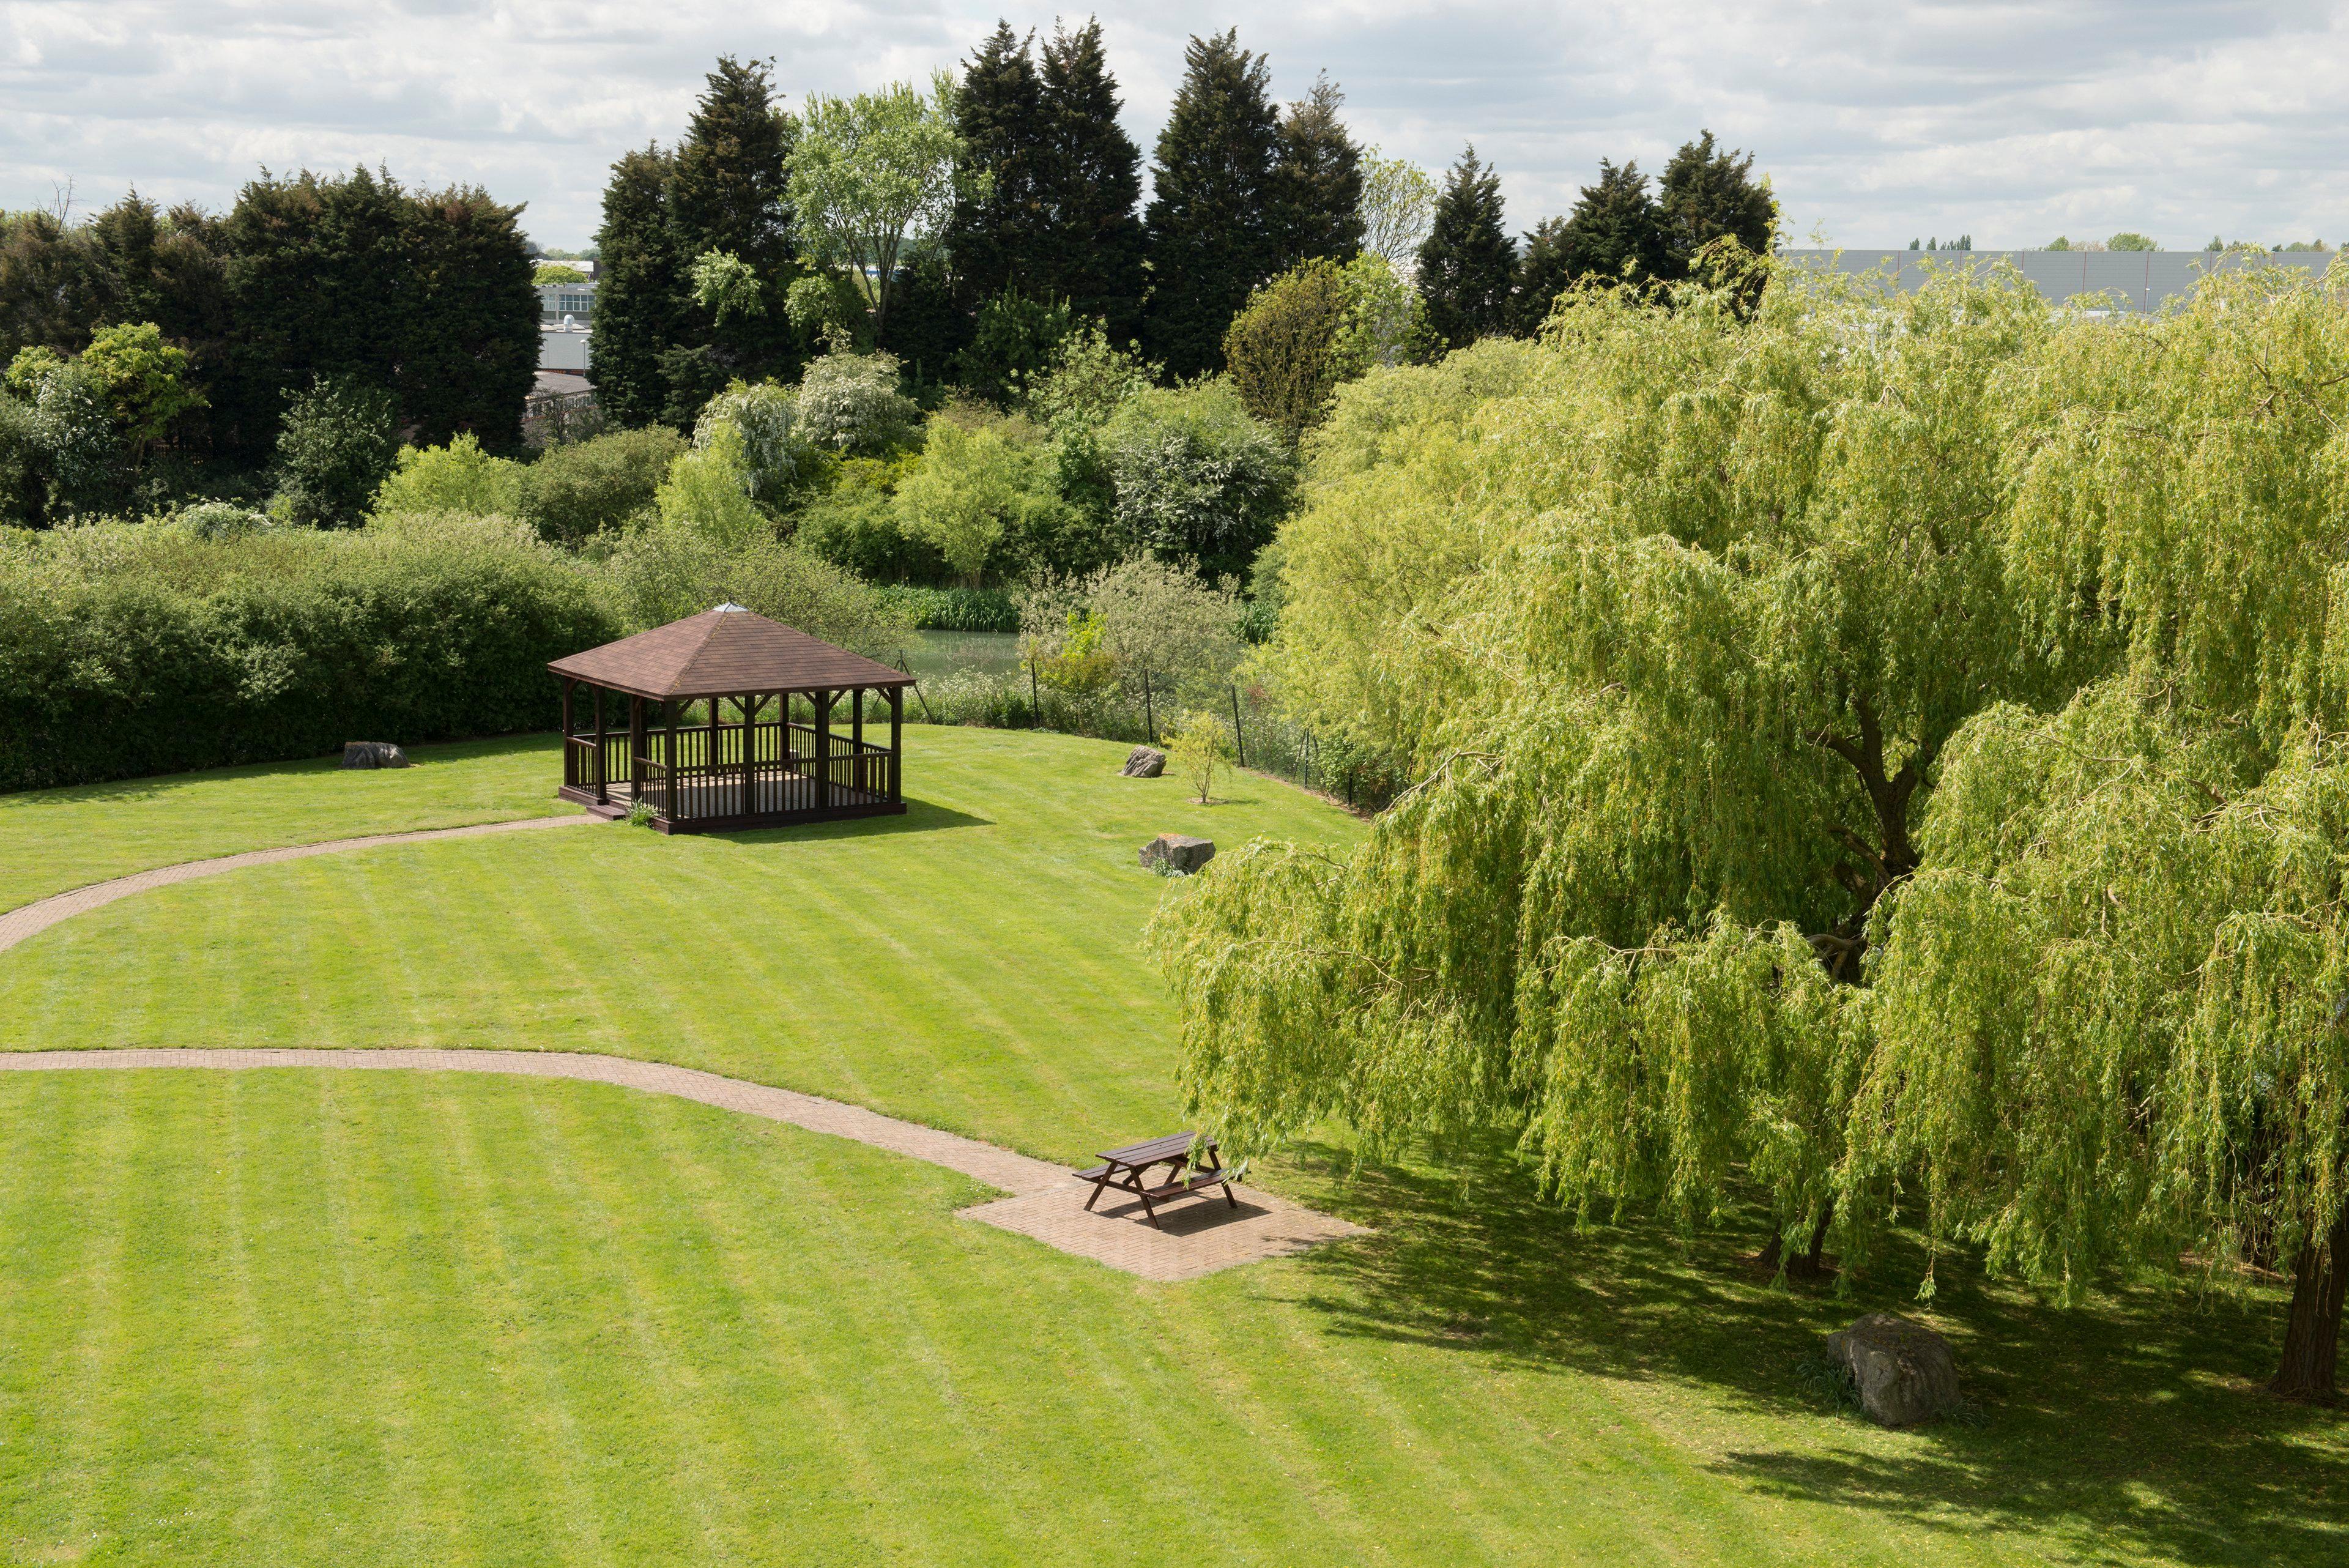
[2273,1210,2348,1402]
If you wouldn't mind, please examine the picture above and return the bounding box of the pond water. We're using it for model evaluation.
[895,630,1024,682]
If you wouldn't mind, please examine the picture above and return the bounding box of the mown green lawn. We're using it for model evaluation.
[0,727,2341,1566]
[0,734,563,910]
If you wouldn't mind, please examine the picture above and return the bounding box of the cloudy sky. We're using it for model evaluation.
[2,1,2342,251]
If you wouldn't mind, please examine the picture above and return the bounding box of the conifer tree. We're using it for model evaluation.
[1556,159,1668,287]
[1143,30,1283,378]
[590,144,689,428]
[1513,215,1572,335]
[1414,147,1517,350]
[1268,74,1365,270]
[1036,18,1146,341]
[947,22,1047,311]
[667,56,804,393]
[1657,130,1774,276]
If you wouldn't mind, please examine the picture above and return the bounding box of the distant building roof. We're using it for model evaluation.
[1778,248,2331,314]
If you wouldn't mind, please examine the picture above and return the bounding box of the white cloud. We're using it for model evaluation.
[0,0,2340,249]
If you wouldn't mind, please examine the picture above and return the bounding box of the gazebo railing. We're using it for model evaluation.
[624,713,892,825]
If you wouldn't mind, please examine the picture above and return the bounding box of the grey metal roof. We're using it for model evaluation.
[1778,248,2332,314]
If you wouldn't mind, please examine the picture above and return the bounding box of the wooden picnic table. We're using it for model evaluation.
[1075,1131,1238,1230]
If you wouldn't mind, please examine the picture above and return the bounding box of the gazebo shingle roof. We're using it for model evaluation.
[548,605,913,700]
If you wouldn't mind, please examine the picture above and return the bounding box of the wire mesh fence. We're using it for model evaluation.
[889,646,1403,813]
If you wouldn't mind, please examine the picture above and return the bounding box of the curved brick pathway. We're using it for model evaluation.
[0,1048,1366,1279]
[0,814,1367,1279]
[0,812,602,954]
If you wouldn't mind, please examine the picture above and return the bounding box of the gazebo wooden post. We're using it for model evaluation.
[815,688,833,811]
[852,686,866,796]
[888,686,902,804]
[628,694,645,804]
[560,678,576,790]
[740,693,754,819]
[662,699,678,823]
[592,685,608,805]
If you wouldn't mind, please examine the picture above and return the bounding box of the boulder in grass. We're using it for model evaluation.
[341,741,410,770]
[1824,1313,1961,1428]
[1120,746,1167,778]
[1140,834,1215,874]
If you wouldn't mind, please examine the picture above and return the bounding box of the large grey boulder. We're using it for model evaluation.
[1824,1313,1961,1428]
[1140,833,1215,874]
[1120,746,1167,778]
[341,741,410,770]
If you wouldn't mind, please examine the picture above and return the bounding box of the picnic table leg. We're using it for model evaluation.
[1082,1166,1118,1212]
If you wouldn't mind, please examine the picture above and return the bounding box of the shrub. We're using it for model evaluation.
[1101,382,1294,582]
[0,395,43,527]
[517,425,686,544]
[0,515,614,792]
[174,500,276,540]
[652,423,771,549]
[1167,708,1229,804]
[373,433,524,518]
[694,379,812,500]
[600,529,909,653]
[951,291,1076,405]
[1019,555,1245,704]
[793,351,917,455]
[872,584,1019,632]
[892,415,1057,584]
[1224,259,1357,442]
[273,376,398,527]
[793,455,940,582]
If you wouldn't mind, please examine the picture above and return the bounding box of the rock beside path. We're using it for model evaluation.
[1120,746,1167,778]
[341,741,409,770]
[1140,834,1215,874]
[1824,1313,1961,1427]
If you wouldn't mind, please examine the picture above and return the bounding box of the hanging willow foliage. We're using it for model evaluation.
[1150,253,2349,1393]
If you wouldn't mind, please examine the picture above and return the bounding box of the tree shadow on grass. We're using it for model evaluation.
[1273,1139,2349,1567]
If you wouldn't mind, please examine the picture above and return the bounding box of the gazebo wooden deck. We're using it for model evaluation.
[549,604,915,834]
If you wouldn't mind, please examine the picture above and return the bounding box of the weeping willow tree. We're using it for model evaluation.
[1152,255,2349,1394]
[1156,259,2084,1262]
[1860,262,2349,1397]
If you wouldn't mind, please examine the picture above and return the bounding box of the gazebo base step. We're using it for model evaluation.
[557,784,902,834]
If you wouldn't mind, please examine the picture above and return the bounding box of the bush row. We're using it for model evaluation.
[0,516,617,792]
[874,584,1021,633]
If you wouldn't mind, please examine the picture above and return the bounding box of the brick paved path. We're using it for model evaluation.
[0,814,1368,1279]
[0,1047,1367,1280]
[0,812,603,954]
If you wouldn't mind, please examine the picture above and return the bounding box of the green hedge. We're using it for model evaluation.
[874,584,1020,633]
[0,517,617,792]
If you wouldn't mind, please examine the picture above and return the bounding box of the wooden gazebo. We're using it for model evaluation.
[549,604,913,833]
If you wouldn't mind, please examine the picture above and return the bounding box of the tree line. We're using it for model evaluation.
[0,173,536,519]
[594,24,1776,436]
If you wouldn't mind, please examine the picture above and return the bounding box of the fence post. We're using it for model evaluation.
[896,651,935,723]
[1141,669,1156,745]
[1346,767,1356,809]
[1030,658,1041,729]
[1229,683,1246,768]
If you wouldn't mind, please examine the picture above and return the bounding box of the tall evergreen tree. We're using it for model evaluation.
[1035,18,1146,341]
[401,185,538,448]
[1142,30,1283,379]
[1556,159,1668,289]
[590,145,689,429]
[1415,146,1516,350]
[947,22,1047,312]
[1267,73,1365,270]
[1513,214,1572,335]
[1658,130,1774,276]
[667,56,804,397]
